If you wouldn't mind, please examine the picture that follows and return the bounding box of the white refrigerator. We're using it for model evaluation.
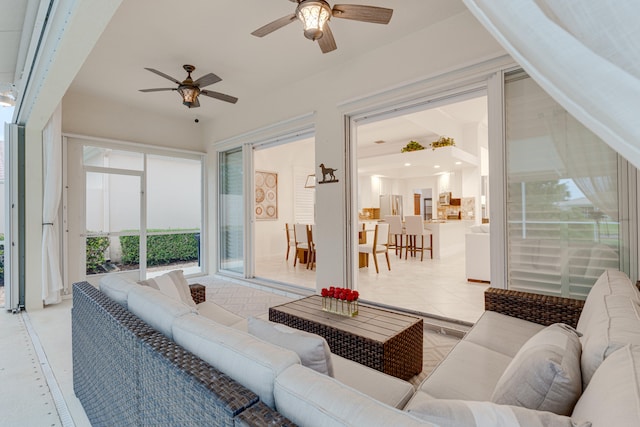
[379,194,403,219]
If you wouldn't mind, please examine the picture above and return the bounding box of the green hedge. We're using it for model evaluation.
[86,236,110,274]
[120,231,199,266]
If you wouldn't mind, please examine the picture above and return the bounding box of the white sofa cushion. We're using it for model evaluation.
[127,285,197,338]
[172,314,300,409]
[580,295,640,387]
[491,323,582,415]
[331,354,415,409]
[248,317,334,376]
[572,345,640,427]
[196,301,244,326]
[418,340,512,401]
[465,311,545,358]
[98,274,139,308]
[138,270,196,308]
[577,269,640,333]
[274,364,429,427]
[405,393,591,427]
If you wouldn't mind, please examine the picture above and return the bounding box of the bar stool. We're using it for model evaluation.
[404,215,433,261]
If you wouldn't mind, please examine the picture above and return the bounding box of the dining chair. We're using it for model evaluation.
[404,215,433,261]
[285,223,296,261]
[307,224,316,270]
[293,223,310,267]
[384,215,404,257]
[358,222,391,273]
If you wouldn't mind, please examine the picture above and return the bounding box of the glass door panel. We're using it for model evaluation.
[85,171,141,276]
[219,148,244,273]
[146,155,202,277]
[504,70,620,298]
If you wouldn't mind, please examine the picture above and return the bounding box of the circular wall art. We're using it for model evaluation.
[255,171,278,220]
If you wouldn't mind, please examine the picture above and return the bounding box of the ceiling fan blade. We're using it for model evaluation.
[318,23,337,54]
[331,4,393,24]
[139,88,175,92]
[144,68,181,84]
[201,90,239,104]
[193,72,222,88]
[251,13,297,37]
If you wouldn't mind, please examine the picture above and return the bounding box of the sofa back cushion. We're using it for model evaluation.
[248,317,334,376]
[138,270,197,308]
[127,285,197,339]
[577,269,639,333]
[172,314,300,409]
[572,345,640,427]
[405,393,591,427]
[579,295,640,387]
[490,323,582,416]
[99,274,139,308]
[274,364,429,427]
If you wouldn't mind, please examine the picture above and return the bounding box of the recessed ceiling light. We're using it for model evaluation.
[434,165,440,169]
[374,140,386,144]
[455,161,462,165]
[404,163,411,167]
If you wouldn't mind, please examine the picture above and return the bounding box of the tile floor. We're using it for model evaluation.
[1,275,462,426]
[256,244,489,324]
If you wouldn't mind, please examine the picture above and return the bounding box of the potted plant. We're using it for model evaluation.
[400,140,425,152]
[429,136,456,150]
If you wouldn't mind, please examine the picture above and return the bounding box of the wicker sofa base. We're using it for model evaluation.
[484,287,585,328]
[72,282,295,427]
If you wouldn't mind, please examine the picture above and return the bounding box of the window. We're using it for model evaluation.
[505,71,620,298]
[75,140,204,281]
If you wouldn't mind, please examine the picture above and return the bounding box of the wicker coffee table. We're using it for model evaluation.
[269,295,423,380]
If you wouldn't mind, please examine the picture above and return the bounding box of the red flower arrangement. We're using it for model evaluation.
[321,287,359,316]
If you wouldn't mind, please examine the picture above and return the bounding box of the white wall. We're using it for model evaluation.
[63,90,204,152]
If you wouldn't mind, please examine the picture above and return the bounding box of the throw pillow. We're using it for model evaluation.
[248,317,334,377]
[406,399,591,427]
[138,270,196,308]
[491,323,582,415]
[580,295,640,388]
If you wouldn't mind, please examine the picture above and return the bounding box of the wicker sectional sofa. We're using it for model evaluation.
[72,269,640,426]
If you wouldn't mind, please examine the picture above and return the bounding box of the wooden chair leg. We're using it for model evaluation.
[373,253,380,273]
[385,252,391,271]
[430,234,433,259]
[420,235,424,262]
[286,246,290,261]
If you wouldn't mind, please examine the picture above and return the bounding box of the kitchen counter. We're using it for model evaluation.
[424,220,472,259]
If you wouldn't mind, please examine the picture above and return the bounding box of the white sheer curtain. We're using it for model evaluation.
[42,104,63,305]
[546,109,618,221]
[463,0,640,169]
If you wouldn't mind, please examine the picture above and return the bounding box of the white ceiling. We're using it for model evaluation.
[0,0,30,94]
[1,0,487,175]
[67,0,469,121]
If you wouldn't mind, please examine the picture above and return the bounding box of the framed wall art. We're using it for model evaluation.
[255,170,278,220]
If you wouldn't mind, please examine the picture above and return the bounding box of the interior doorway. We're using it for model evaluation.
[252,137,316,289]
[353,90,490,321]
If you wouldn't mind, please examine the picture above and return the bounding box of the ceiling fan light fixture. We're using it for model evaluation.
[297,0,331,41]
[178,86,200,108]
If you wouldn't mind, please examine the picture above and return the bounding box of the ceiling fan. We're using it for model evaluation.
[251,0,393,54]
[139,64,238,108]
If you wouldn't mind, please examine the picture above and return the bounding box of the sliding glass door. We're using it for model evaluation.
[219,147,244,274]
[504,70,622,298]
